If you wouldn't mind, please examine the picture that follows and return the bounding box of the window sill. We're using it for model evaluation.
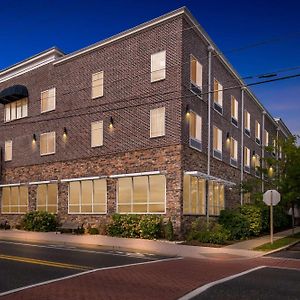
[231,117,238,128]
[150,134,165,139]
[41,108,56,114]
[150,77,166,83]
[213,102,223,115]
[4,115,29,123]
[92,95,104,100]
[40,152,56,156]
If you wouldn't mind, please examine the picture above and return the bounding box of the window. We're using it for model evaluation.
[117,175,166,213]
[41,88,55,113]
[230,138,238,167]
[244,110,251,136]
[231,96,238,126]
[40,132,56,156]
[264,130,269,146]
[255,121,261,144]
[92,71,104,99]
[279,146,282,159]
[4,140,12,161]
[190,55,202,90]
[69,179,107,214]
[4,98,28,122]
[183,175,206,215]
[1,186,28,214]
[150,107,165,138]
[189,112,202,151]
[91,121,103,147]
[37,183,58,213]
[151,51,166,82]
[244,192,251,204]
[213,79,223,113]
[213,126,222,160]
[208,181,224,216]
[272,139,276,156]
[244,147,250,172]
[255,154,260,177]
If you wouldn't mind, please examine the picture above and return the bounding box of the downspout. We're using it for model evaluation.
[262,111,266,193]
[206,45,214,224]
[240,87,245,205]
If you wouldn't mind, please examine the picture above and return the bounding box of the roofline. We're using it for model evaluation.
[274,118,293,137]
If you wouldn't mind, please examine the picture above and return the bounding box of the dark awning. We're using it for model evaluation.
[0,85,28,104]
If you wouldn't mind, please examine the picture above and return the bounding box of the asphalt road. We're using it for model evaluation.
[192,267,300,300]
[267,242,300,259]
[0,240,162,294]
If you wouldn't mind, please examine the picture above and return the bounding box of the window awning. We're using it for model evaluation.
[0,85,28,104]
[184,171,236,187]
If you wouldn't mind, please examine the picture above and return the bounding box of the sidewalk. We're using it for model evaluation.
[225,227,300,250]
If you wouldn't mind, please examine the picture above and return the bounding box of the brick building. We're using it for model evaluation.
[0,7,292,235]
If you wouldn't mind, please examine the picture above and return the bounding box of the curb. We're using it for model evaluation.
[262,239,300,256]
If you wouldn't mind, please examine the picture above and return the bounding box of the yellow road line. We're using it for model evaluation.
[0,254,91,271]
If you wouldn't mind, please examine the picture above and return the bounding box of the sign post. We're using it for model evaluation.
[263,190,281,245]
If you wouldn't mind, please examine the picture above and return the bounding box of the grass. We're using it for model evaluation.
[254,232,300,251]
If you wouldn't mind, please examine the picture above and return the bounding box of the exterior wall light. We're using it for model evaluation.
[32,134,37,142]
[109,117,114,128]
[63,127,68,137]
[226,132,230,141]
[252,150,256,158]
[186,104,190,116]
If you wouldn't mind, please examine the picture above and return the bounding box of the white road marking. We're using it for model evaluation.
[0,240,157,260]
[178,266,266,300]
[0,256,182,297]
[266,265,300,271]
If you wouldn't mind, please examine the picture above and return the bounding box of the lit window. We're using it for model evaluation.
[189,111,202,151]
[255,154,260,177]
[1,186,28,214]
[208,181,224,216]
[255,121,261,144]
[69,179,107,214]
[37,183,58,213]
[231,96,238,125]
[117,175,166,213]
[230,138,238,165]
[92,71,104,99]
[151,51,166,82]
[244,110,251,135]
[213,126,222,160]
[213,79,223,112]
[41,88,56,113]
[4,140,12,161]
[244,192,251,204]
[244,146,250,172]
[264,130,269,146]
[40,132,56,156]
[4,98,28,122]
[190,55,202,89]
[183,175,206,215]
[150,107,165,138]
[91,121,103,147]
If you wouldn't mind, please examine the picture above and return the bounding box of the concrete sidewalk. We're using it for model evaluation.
[225,227,300,250]
[0,230,263,260]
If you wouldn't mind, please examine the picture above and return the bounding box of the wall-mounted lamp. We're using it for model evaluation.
[32,134,37,142]
[252,150,256,158]
[63,127,68,137]
[109,117,114,128]
[226,132,230,141]
[186,104,190,116]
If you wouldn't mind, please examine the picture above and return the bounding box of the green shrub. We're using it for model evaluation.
[21,211,58,232]
[240,205,262,236]
[88,227,99,235]
[163,219,174,241]
[219,209,250,240]
[107,214,162,239]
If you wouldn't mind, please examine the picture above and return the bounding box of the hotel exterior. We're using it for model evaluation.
[0,7,292,235]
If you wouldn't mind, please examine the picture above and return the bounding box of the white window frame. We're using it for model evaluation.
[36,183,58,213]
[190,55,203,89]
[231,96,238,125]
[150,107,165,138]
[151,50,166,83]
[264,130,269,146]
[4,140,12,162]
[244,110,251,135]
[92,71,104,99]
[213,126,222,160]
[40,132,56,156]
[4,98,28,122]
[1,185,28,214]
[244,146,251,173]
[255,120,261,144]
[230,137,238,167]
[91,120,104,147]
[213,78,223,111]
[41,88,56,113]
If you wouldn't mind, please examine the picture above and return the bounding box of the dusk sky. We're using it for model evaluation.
[1,0,299,138]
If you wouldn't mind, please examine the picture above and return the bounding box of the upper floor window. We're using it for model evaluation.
[231,96,238,126]
[255,121,261,144]
[4,98,28,122]
[41,88,56,113]
[213,79,223,114]
[230,137,238,167]
[91,121,103,147]
[92,71,104,99]
[4,140,12,161]
[190,55,202,90]
[189,111,202,151]
[213,126,222,160]
[255,154,260,177]
[244,110,251,136]
[150,107,165,138]
[244,146,250,173]
[264,130,269,146]
[151,51,166,82]
[40,131,56,156]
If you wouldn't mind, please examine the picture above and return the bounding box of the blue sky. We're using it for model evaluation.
[1,0,300,138]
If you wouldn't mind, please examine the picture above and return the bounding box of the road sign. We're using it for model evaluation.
[263,190,281,206]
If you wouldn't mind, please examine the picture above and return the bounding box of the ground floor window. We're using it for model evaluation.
[117,175,166,213]
[183,175,206,215]
[68,179,107,214]
[208,181,225,216]
[1,186,28,214]
[37,183,58,213]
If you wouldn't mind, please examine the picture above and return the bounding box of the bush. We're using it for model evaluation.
[219,209,250,240]
[88,227,99,235]
[187,219,230,245]
[107,214,162,239]
[240,205,262,236]
[21,211,58,232]
[163,219,174,241]
[0,220,10,230]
